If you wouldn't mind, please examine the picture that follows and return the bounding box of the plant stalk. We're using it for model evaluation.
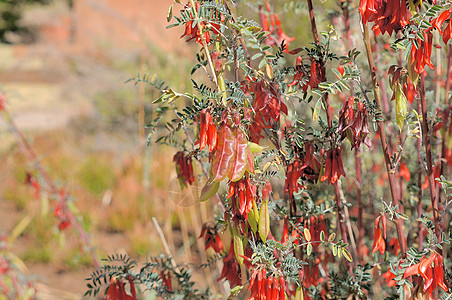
[360,21,407,258]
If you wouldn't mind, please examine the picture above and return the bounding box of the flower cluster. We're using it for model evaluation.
[337,97,372,149]
[180,2,224,45]
[198,223,224,253]
[320,147,346,185]
[105,277,137,300]
[218,241,242,287]
[196,109,217,152]
[372,215,386,255]
[227,175,256,220]
[430,8,452,44]
[403,252,448,298]
[259,1,294,51]
[409,31,434,75]
[173,151,195,187]
[359,0,411,35]
[248,268,286,300]
[284,142,321,205]
[249,81,288,143]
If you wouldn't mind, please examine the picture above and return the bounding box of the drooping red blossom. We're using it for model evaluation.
[25,172,41,199]
[359,0,411,36]
[372,215,386,255]
[249,81,288,143]
[402,76,416,104]
[179,2,225,45]
[388,237,401,256]
[383,269,397,287]
[218,241,242,287]
[303,259,321,288]
[410,31,434,75]
[308,57,323,89]
[173,151,195,187]
[288,56,309,91]
[196,109,217,152]
[399,162,411,182]
[403,252,448,297]
[227,175,256,219]
[320,147,346,185]
[284,142,322,202]
[160,271,172,292]
[430,8,452,44]
[248,268,285,300]
[259,1,294,51]
[337,97,372,149]
[261,181,272,201]
[105,278,137,300]
[54,193,71,231]
[198,223,224,253]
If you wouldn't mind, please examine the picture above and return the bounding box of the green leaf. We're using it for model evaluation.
[312,99,322,121]
[167,4,174,22]
[332,244,338,256]
[234,233,244,266]
[251,53,263,61]
[259,199,270,242]
[320,231,325,242]
[328,232,336,242]
[304,228,311,242]
[228,286,243,299]
[199,180,220,202]
[307,243,312,256]
[295,286,304,300]
[247,207,257,234]
[343,249,353,262]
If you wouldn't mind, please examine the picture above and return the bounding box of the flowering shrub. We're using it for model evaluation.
[86,0,452,299]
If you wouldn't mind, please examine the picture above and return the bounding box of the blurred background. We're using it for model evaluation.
[0,0,198,298]
[0,0,326,298]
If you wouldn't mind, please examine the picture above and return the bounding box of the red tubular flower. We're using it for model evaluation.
[371,215,386,255]
[54,196,71,231]
[218,241,242,288]
[403,252,448,297]
[383,269,397,287]
[25,172,41,199]
[410,31,434,75]
[320,147,346,185]
[173,151,195,187]
[398,162,411,182]
[199,223,224,253]
[359,0,411,36]
[196,109,217,152]
[105,278,136,300]
[388,237,401,255]
[430,8,452,44]
[227,175,256,219]
[249,81,288,143]
[179,2,225,45]
[160,271,172,292]
[259,2,294,51]
[288,56,309,92]
[248,268,284,300]
[337,97,372,149]
[308,58,323,89]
